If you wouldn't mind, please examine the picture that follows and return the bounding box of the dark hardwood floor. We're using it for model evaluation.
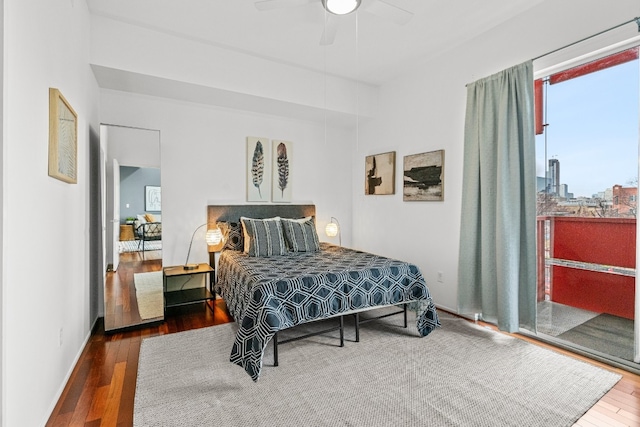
[105,250,163,331]
[46,252,233,426]
[46,252,640,426]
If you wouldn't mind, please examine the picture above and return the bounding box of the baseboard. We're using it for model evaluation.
[42,317,98,426]
[434,303,459,316]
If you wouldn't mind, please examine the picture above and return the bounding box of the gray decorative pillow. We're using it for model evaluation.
[281,217,320,252]
[218,221,244,251]
[240,217,286,257]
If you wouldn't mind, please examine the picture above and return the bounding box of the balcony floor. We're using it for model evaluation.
[537,300,599,336]
[537,300,636,363]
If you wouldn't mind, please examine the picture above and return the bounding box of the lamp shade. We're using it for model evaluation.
[325,222,339,237]
[206,227,223,246]
[325,217,341,246]
[322,0,361,15]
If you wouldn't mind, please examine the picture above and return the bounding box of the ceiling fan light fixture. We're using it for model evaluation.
[322,0,361,15]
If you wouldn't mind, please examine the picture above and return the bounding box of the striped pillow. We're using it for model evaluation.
[281,217,320,252]
[240,217,286,257]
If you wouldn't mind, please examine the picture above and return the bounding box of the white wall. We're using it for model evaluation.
[90,14,379,126]
[2,0,100,426]
[352,0,640,313]
[107,125,161,169]
[98,90,354,268]
[0,0,5,424]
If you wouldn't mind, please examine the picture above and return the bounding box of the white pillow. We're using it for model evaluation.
[136,214,147,224]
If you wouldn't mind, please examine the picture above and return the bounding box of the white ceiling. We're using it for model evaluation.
[86,0,546,86]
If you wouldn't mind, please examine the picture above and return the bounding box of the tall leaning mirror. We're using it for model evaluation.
[102,124,162,332]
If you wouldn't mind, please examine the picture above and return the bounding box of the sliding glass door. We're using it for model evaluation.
[535,46,639,365]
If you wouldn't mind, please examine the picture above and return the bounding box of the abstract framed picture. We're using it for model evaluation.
[247,137,271,202]
[272,140,292,202]
[48,88,78,183]
[365,151,396,195]
[145,186,162,211]
[403,149,444,201]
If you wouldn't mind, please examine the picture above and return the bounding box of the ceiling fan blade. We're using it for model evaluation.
[255,0,315,11]
[366,0,413,25]
[319,15,339,46]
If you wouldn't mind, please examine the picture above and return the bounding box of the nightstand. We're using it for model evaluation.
[119,224,135,241]
[163,263,215,314]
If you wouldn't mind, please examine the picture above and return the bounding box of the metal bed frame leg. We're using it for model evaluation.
[272,316,344,368]
[273,333,279,367]
[353,303,408,344]
[208,251,216,320]
[404,303,408,328]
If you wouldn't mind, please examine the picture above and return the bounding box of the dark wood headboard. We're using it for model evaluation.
[207,204,316,253]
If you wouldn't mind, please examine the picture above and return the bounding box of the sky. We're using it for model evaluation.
[535,57,639,198]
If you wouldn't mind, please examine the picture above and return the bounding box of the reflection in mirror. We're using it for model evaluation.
[102,124,162,332]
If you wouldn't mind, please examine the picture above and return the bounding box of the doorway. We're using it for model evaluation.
[534,46,639,366]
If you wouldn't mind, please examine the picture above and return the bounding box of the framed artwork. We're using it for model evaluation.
[403,149,444,201]
[247,137,271,202]
[48,88,78,183]
[365,151,396,195]
[145,185,162,211]
[272,140,292,202]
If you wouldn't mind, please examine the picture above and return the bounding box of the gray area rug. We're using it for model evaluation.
[558,313,634,361]
[134,311,621,426]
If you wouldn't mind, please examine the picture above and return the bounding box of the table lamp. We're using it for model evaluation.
[184,224,223,270]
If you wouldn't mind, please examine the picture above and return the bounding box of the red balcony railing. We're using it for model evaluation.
[537,216,636,320]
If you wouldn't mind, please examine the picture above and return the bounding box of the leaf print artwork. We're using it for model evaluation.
[277,142,289,197]
[252,140,265,198]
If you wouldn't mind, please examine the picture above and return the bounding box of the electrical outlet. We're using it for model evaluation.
[437,271,443,283]
[59,328,63,347]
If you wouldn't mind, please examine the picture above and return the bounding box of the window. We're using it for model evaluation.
[535,47,639,218]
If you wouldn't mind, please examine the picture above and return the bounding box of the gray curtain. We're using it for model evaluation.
[458,61,537,333]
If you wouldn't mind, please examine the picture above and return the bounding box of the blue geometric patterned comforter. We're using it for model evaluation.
[215,243,440,381]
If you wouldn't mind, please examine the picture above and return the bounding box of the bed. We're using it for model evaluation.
[208,204,440,381]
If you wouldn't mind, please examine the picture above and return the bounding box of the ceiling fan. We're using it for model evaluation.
[254,0,414,45]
